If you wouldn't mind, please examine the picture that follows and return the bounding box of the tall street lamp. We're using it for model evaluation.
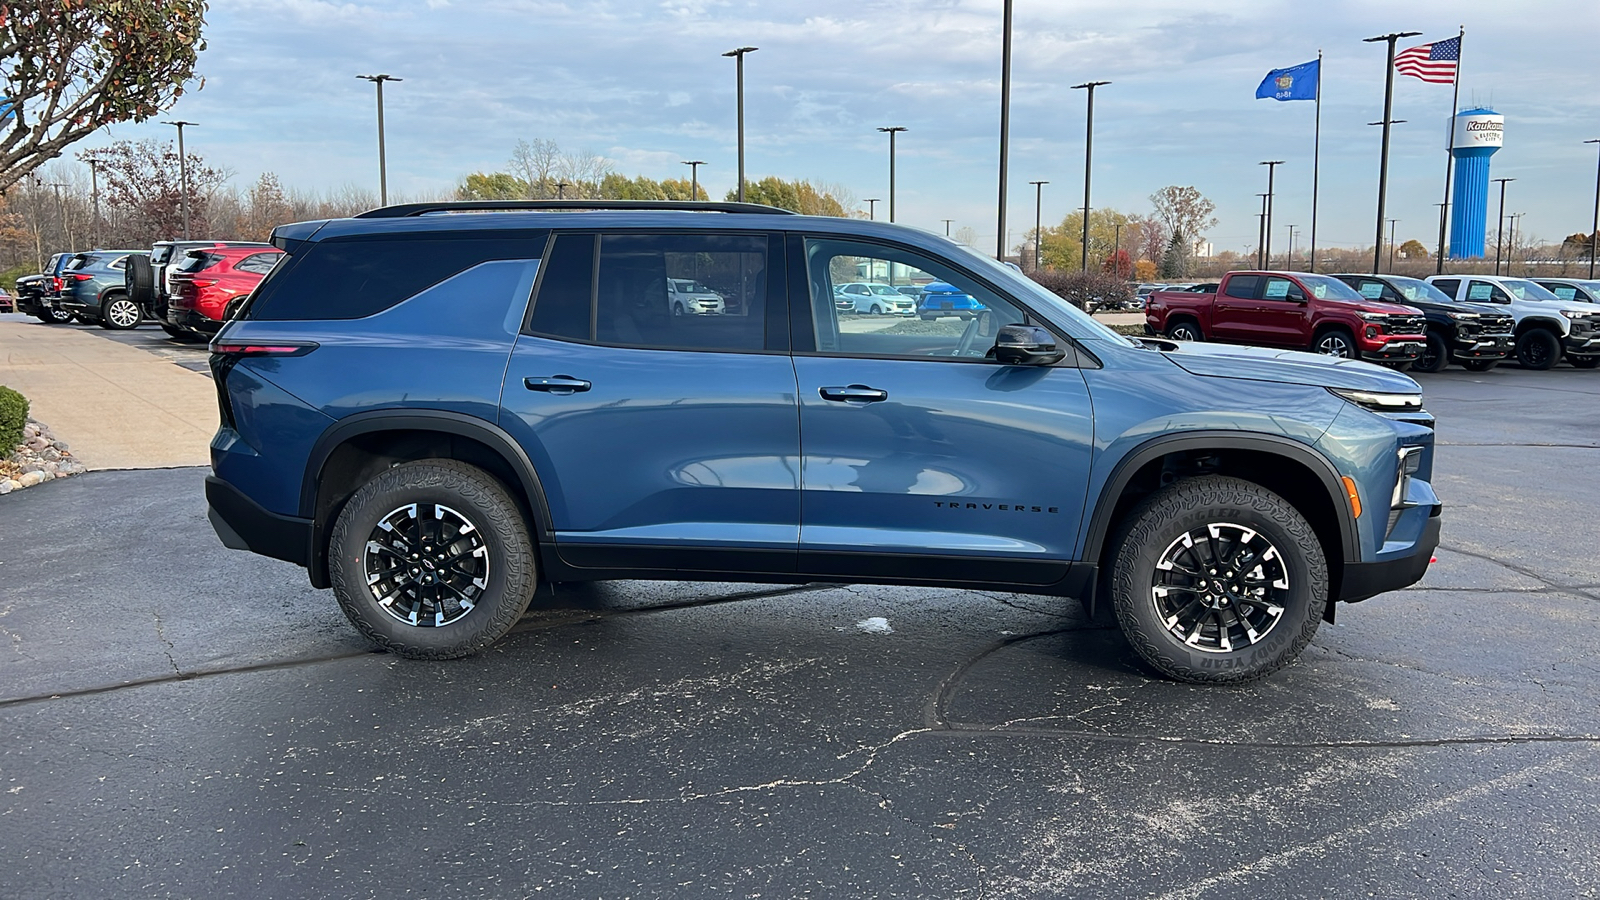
[1386,218,1399,272]
[1071,80,1111,271]
[87,158,102,248]
[722,47,758,203]
[942,219,953,237]
[1364,31,1421,274]
[681,160,705,200]
[356,74,401,206]
[1256,193,1270,268]
[1586,138,1600,279]
[163,120,197,238]
[1028,180,1048,272]
[1285,224,1298,270]
[877,126,907,223]
[865,198,880,221]
[1492,177,1514,275]
[556,181,570,200]
[996,0,1014,259]
[1259,160,1284,268]
[1509,212,1526,275]
[1113,220,1124,274]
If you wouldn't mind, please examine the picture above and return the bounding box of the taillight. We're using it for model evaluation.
[70,273,93,281]
[209,341,318,358]
[50,277,62,290]
[193,279,218,288]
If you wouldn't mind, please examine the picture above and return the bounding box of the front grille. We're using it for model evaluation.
[1480,315,1514,335]
[1388,315,1426,335]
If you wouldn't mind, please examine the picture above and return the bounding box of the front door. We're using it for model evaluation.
[498,231,800,573]
[791,236,1094,585]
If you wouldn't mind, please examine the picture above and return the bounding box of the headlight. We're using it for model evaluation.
[1329,388,1424,412]
[1446,311,1478,320]
[1357,311,1388,321]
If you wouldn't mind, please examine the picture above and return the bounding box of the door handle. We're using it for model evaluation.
[819,384,888,403]
[524,375,592,393]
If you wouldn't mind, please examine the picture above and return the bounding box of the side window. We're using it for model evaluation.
[1550,285,1577,301]
[1355,280,1385,300]
[110,256,130,271]
[1465,281,1493,302]
[803,238,1028,360]
[235,253,281,275]
[1262,277,1294,300]
[1432,278,1460,299]
[526,233,595,341]
[1223,275,1259,299]
[595,234,766,352]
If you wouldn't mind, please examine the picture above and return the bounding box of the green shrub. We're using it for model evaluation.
[0,386,29,453]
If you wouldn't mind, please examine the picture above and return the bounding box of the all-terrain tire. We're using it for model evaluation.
[1411,332,1448,373]
[328,459,537,659]
[1515,329,1560,370]
[1109,475,1328,684]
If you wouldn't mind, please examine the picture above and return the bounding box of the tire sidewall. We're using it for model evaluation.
[1412,332,1447,373]
[328,462,535,658]
[1516,330,1559,370]
[103,295,140,330]
[1112,478,1327,683]
[1315,330,1355,358]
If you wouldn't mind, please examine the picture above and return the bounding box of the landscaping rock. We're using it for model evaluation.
[2,417,86,496]
[17,471,44,488]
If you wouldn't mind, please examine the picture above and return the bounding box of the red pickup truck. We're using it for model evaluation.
[1145,270,1428,365]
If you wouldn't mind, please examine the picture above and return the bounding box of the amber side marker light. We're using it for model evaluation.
[1341,476,1362,518]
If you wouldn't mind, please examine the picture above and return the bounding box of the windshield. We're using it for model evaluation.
[1388,276,1453,304]
[950,241,1137,346]
[150,244,173,265]
[869,284,901,296]
[1502,279,1560,301]
[1296,274,1366,301]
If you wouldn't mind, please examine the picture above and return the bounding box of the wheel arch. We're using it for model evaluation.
[300,410,554,589]
[1514,317,1565,338]
[1081,432,1358,616]
[1165,313,1203,335]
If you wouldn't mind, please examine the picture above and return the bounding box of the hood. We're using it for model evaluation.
[1159,341,1421,393]
[1348,300,1423,316]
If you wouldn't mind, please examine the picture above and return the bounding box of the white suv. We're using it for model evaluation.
[666,278,725,315]
[837,282,916,315]
[1426,275,1600,370]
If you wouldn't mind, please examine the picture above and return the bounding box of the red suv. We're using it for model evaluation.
[167,245,284,339]
[1145,271,1428,365]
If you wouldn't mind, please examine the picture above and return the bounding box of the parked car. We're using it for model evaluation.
[895,285,925,299]
[1531,278,1600,305]
[166,245,285,338]
[1145,271,1427,367]
[130,240,275,339]
[0,286,12,313]
[57,251,149,329]
[666,278,724,316]
[1330,274,1514,373]
[917,281,986,319]
[14,253,77,324]
[206,199,1440,683]
[1426,275,1600,370]
[837,282,916,315]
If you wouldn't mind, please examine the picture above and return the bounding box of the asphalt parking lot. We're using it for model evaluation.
[2,342,1599,897]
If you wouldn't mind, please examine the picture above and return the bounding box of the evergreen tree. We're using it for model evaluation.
[1160,230,1189,278]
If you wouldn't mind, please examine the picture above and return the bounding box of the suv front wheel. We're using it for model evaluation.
[1109,476,1327,684]
[328,459,538,659]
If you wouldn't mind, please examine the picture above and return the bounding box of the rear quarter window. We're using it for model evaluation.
[245,230,549,321]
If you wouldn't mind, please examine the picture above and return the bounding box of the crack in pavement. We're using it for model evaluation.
[1437,542,1600,602]
[150,610,181,678]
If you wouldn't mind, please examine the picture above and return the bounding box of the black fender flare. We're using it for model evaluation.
[1514,318,1565,338]
[300,408,555,540]
[1079,430,1360,566]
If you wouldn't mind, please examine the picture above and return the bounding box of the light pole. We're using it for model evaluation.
[1586,139,1600,279]
[1364,31,1421,274]
[1259,160,1283,268]
[1256,193,1270,268]
[556,181,569,200]
[865,198,880,221]
[1387,218,1398,272]
[1286,224,1297,270]
[1113,220,1125,276]
[163,119,197,238]
[681,160,705,201]
[1492,177,1514,275]
[1028,180,1048,272]
[87,158,101,248]
[722,47,758,203]
[1509,212,1525,275]
[356,74,401,206]
[942,219,953,237]
[1071,80,1111,271]
[877,127,908,222]
[996,0,1014,259]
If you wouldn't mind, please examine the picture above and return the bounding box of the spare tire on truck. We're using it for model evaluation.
[126,253,155,313]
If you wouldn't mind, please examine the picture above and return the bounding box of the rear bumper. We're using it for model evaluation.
[206,476,312,568]
[1337,514,1440,603]
[169,307,222,335]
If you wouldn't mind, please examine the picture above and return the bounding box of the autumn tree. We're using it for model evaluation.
[240,172,293,241]
[1398,239,1429,260]
[457,172,529,200]
[729,177,848,216]
[78,139,227,244]
[1150,186,1217,244]
[1,1,209,191]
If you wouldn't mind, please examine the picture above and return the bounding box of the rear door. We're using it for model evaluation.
[498,231,800,574]
[789,235,1093,585]
[1210,274,1262,341]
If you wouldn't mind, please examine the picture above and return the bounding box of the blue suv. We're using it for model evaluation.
[207,200,1440,683]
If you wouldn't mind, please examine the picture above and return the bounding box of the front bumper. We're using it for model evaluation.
[206,476,312,568]
[1338,513,1440,603]
[1563,333,1600,357]
[1453,332,1513,359]
[1360,338,1425,360]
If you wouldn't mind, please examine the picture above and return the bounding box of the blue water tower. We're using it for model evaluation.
[1449,108,1505,259]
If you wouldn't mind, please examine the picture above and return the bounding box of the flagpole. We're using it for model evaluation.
[1435,27,1464,272]
[1311,49,1322,273]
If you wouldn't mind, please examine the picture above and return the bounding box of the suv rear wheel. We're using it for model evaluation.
[1109,476,1327,684]
[101,294,143,330]
[328,459,537,659]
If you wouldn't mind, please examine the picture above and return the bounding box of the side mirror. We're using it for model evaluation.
[992,324,1066,366]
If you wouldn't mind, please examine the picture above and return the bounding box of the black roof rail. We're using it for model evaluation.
[352,200,799,219]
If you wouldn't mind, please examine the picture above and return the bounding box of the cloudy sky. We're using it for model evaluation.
[86,0,1600,257]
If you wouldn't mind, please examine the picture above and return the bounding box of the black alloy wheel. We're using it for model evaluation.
[1411,332,1448,373]
[1515,330,1560,371]
[1314,329,1357,359]
[1167,321,1203,342]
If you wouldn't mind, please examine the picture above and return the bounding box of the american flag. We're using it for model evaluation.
[1394,36,1460,84]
